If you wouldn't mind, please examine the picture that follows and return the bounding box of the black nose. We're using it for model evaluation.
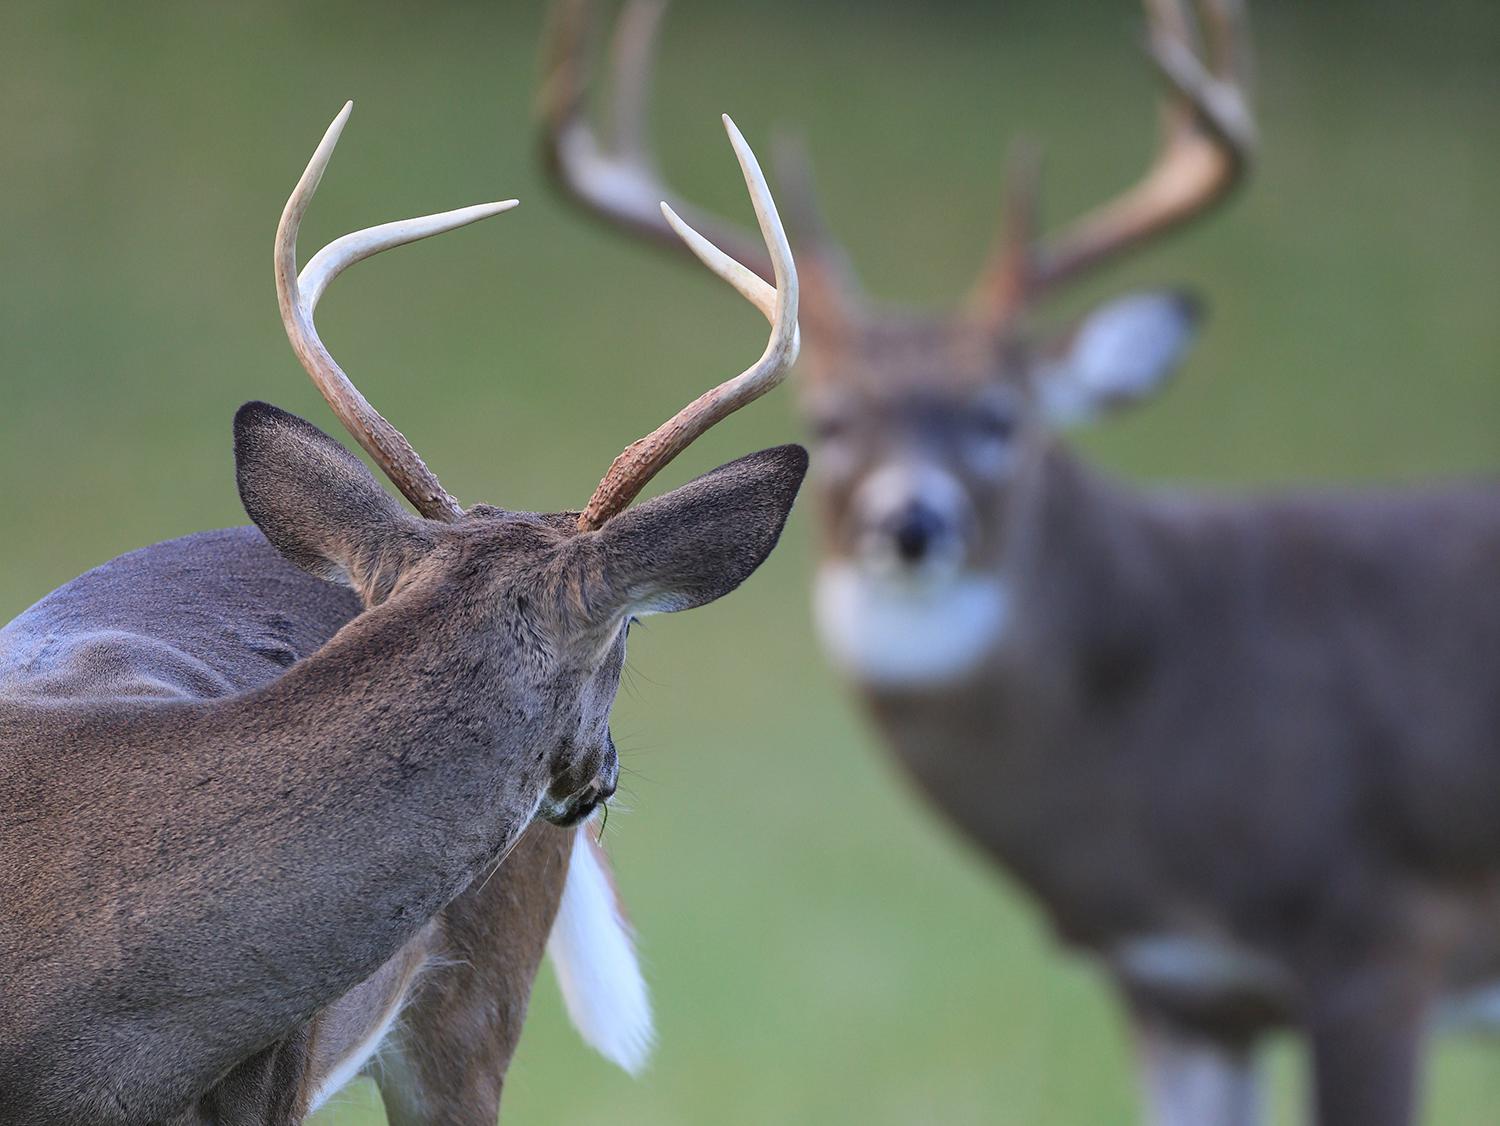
[549,781,609,828]
[554,759,618,827]
[889,504,947,564]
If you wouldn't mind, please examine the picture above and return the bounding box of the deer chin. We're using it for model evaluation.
[813,561,1008,689]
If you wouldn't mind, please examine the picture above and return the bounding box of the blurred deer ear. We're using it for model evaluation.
[577,444,808,625]
[234,401,434,604]
[1034,290,1202,427]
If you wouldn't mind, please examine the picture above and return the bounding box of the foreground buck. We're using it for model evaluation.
[0,103,803,1125]
[544,2,1500,1123]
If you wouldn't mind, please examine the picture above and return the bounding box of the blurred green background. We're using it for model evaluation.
[2,1,1498,1122]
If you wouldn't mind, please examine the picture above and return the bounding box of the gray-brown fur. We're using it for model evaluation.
[0,402,805,1124]
[798,306,1500,1125]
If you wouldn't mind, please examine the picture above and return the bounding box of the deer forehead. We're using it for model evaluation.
[801,316,1020,394]
[423,517,594,642]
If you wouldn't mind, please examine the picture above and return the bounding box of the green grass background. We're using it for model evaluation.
[2,1,1497,1121]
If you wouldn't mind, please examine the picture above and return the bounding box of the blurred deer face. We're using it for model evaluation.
[804,292,1200,689]
[805,317,1029,579]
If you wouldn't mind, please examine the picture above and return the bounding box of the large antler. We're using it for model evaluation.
[276,102,517,521]
[969,0,1255,324]
[576,115,798,532]
[539,0,773,280]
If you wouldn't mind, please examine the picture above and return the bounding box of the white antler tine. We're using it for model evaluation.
[576,117,799,532]
[274,102,518,522]
[661,202,776,322]
[300,200,519,310]
[657,115,798,333]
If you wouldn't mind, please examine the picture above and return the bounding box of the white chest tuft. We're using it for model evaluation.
[813,563,1009,688]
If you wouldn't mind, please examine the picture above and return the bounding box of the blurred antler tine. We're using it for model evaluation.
[1198,0,1253,97]
[539,0,775,283]
[1148,0,1257,152]
[966,137,1043,323]
[605,0,667,157]
[577,116,799,532]
[771,130,864,327]
[276,101,517,522]
[968,0,1255,326]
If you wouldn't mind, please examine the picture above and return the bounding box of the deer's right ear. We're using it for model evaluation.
[579,443,808,624]
[233,402,434,602]
[1035,290,1202,427]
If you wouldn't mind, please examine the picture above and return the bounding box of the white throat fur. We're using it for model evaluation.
[813,563,1009,688]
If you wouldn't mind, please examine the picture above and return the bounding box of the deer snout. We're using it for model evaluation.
[541,745,619,827]
[853,463,973,577]
[885,501,951,566]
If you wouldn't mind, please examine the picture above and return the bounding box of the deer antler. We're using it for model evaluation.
[276,102,517,522]
[576,115,798,532]
[968,0,1255,325]
[539,0,773,279]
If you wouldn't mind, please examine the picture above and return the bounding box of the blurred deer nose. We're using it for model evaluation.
[888,504,948,565]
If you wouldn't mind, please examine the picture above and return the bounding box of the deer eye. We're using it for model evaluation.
[812,414,849,443]
[971,406,1017,442]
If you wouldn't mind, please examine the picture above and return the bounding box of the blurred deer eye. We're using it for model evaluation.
[972,408,1016,442]
[813,415,849,443]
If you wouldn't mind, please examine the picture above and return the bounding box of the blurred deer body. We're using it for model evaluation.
[542,2,1500,1122]
[1,103,805,1124]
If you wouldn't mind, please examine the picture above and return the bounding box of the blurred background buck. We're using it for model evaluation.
[3,0,1497,1121]
[543,1,1500,1123]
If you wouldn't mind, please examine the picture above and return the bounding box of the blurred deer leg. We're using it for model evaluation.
[1133,1015,1261,1126]
[374,824,574,1126]
[1305,964,1430,1126]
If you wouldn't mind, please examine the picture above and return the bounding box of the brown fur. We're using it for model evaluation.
[797,308,1500,1126]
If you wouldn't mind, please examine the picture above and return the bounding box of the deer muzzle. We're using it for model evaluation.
[853,461,974,579]
[542,755,619,828]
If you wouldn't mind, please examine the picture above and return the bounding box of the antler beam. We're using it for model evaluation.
[969,0,1255,323]
[576,115,799,531]
[276,101,517,521]
[539,0,776,283]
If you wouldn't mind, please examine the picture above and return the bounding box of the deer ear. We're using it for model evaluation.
[233,402,433,603]
[1035,290,1202,427]
[580,444,808,623]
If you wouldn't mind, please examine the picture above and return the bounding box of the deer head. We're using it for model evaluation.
[253,101,804,823]
[540,0,1253,685]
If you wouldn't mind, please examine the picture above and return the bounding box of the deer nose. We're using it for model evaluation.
[545,776,614,827]
[888,503,948,565]
[541,748,619,827]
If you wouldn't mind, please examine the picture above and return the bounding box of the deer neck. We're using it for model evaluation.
[1000,443,1163,680]
[1,580,550,1119]
[196,580,548,925]
[840,447,1174,941]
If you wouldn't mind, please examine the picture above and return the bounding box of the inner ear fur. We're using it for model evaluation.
[1035,288,1203,426]
[233,401,435,604]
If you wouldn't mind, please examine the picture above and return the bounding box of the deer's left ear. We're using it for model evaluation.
[1034,290,1202,427]
[573,444,808,626]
